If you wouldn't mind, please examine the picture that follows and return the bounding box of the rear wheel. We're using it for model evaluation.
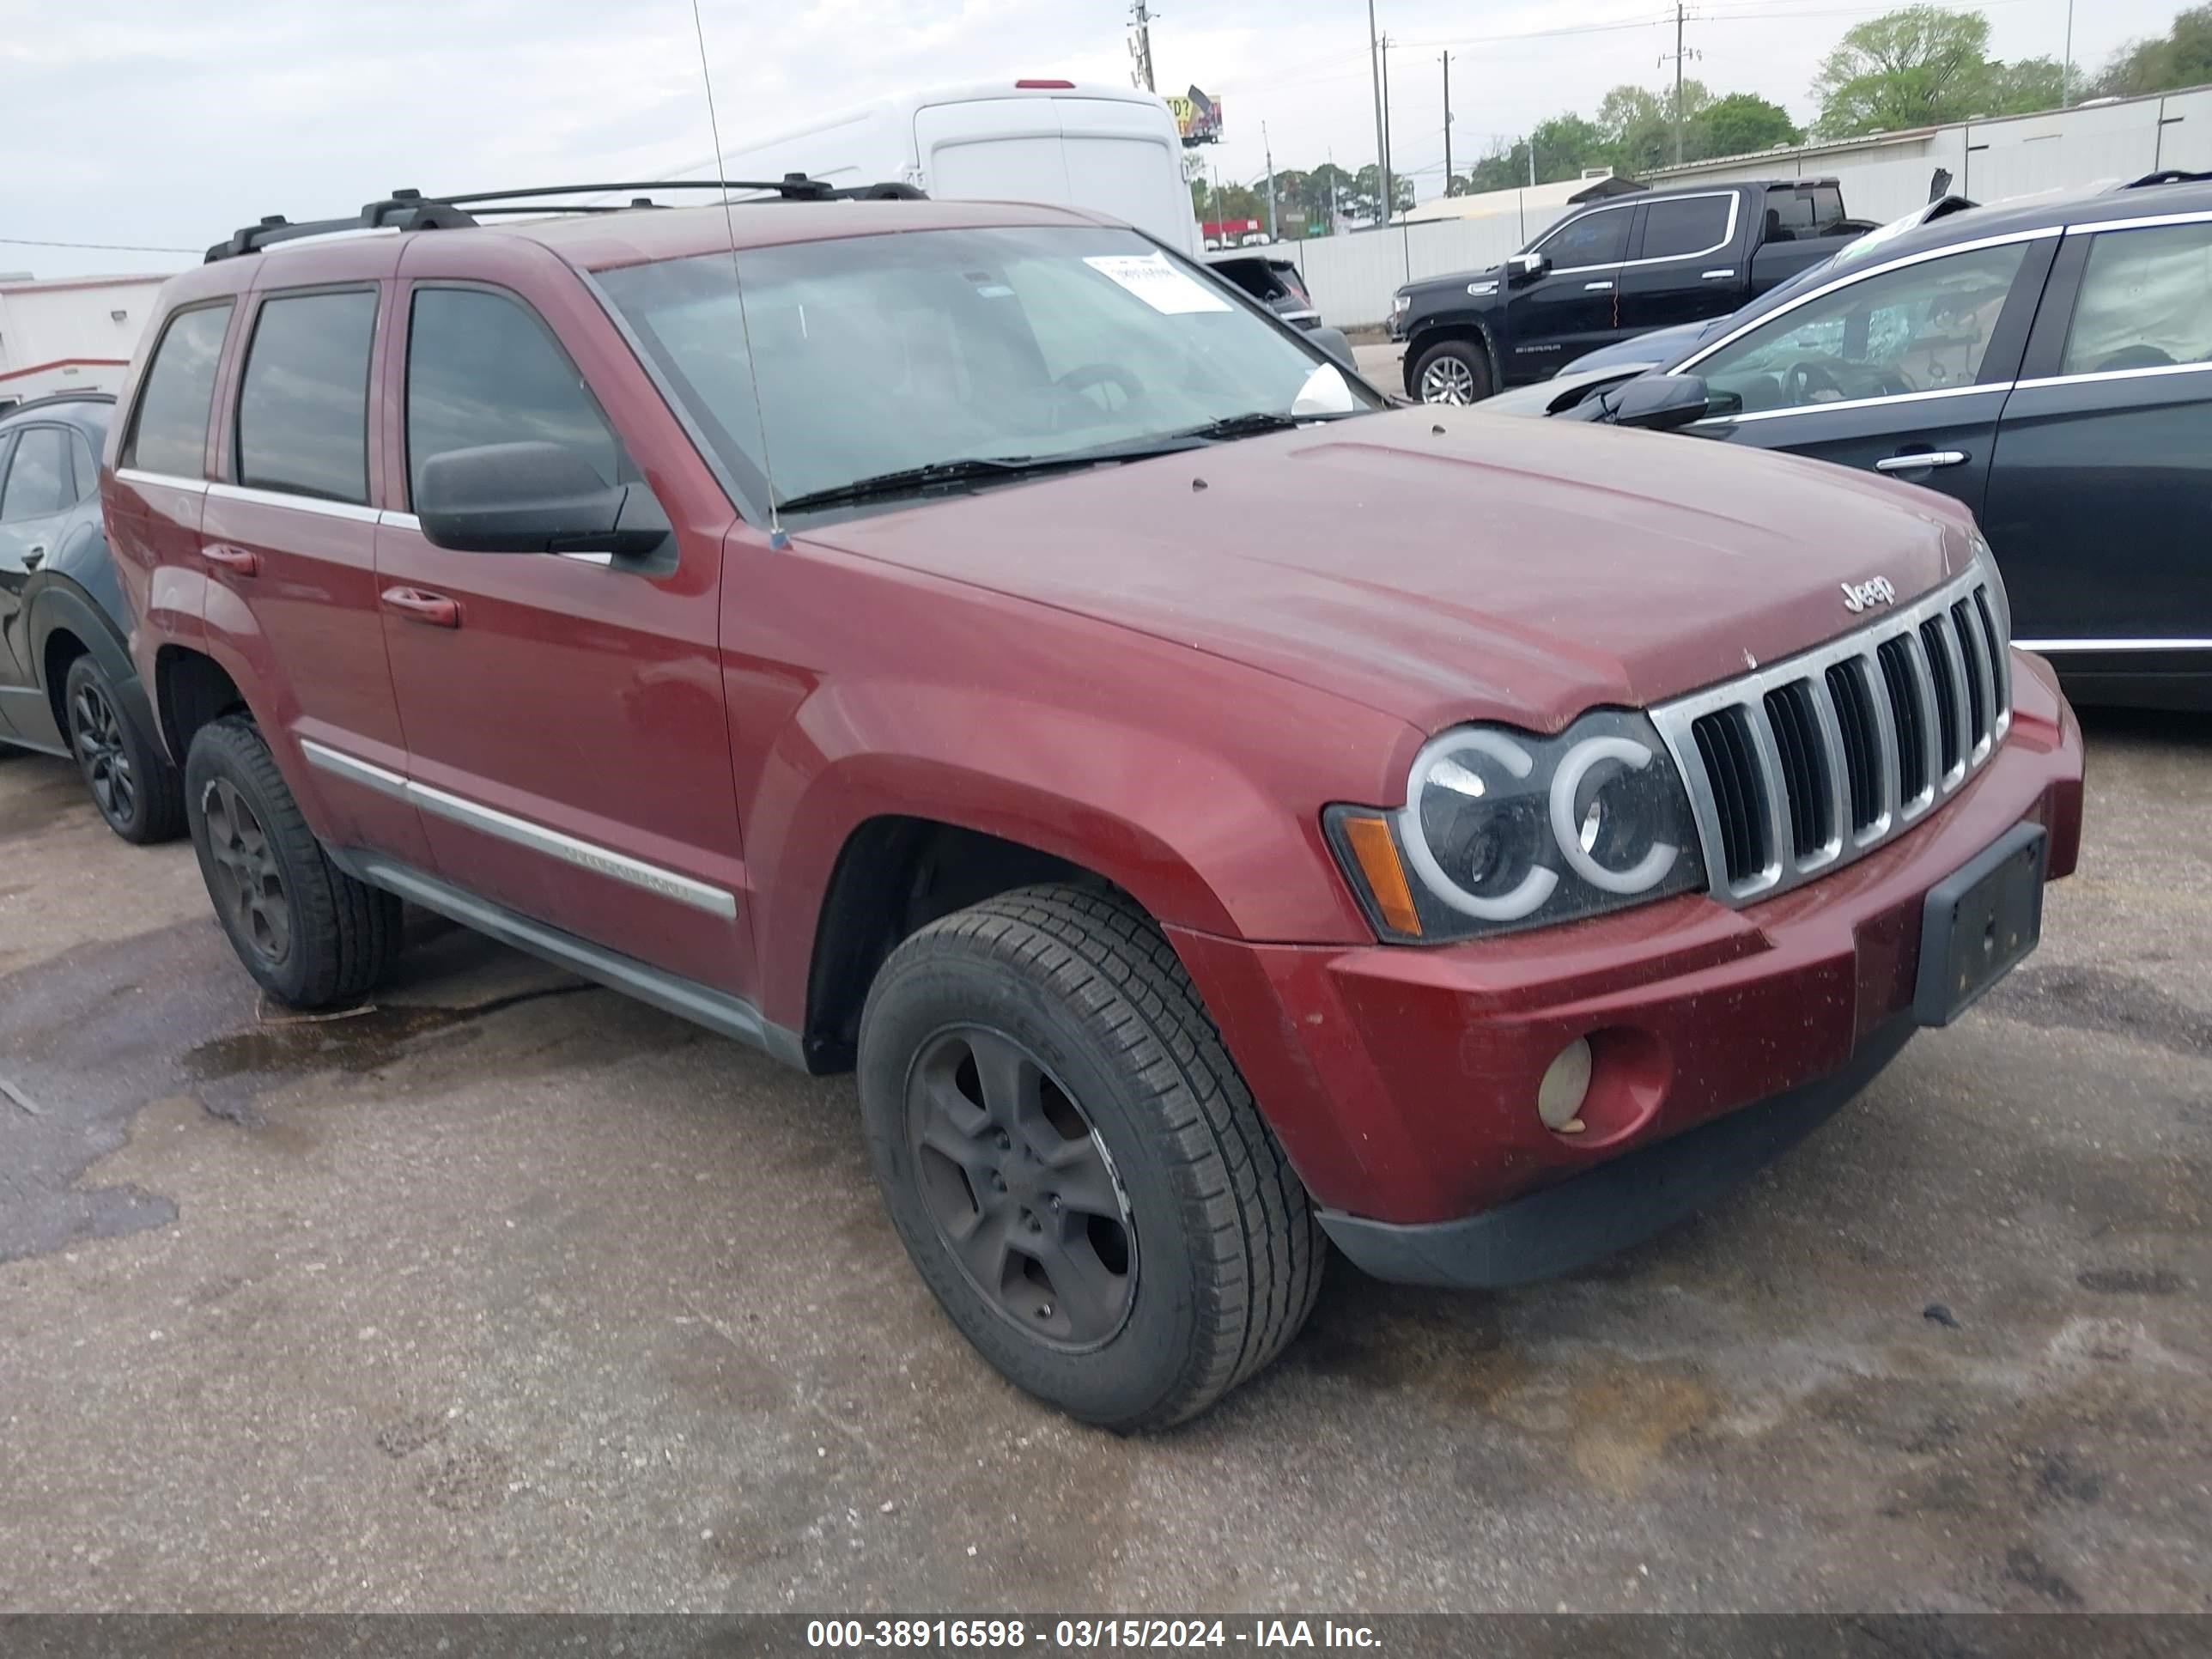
[185,716,402,1007]
[859,884,1324,1431]
[64,654,184,844]
[1412,337,1492,404]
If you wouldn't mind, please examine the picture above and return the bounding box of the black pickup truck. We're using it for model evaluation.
[1389,177,1873,403]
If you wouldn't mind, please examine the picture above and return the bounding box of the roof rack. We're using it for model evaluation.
[2126,168,2212,189]
[204,176,927,263]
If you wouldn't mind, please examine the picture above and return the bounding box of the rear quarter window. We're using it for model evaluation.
[124,302,234,477]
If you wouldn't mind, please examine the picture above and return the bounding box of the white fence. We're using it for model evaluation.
[1278,84,2212,329]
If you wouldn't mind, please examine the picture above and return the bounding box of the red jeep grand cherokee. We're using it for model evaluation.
[102,185,2082,1430]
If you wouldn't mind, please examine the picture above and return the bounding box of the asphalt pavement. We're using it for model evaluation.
[0,707,2206,1613]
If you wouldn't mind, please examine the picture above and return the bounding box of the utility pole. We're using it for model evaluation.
[1129,0,1156,94]
[1380,33,1395,222]
[1366,1,1388,227]
[1441,51,1454,196]
[1674,1,1686,164]
[2062,0,2075,104]
[1262,119,1279,241]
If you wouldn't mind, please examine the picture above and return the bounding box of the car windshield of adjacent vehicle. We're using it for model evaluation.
[598,225,1378,515]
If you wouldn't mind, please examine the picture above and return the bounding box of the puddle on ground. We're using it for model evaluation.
[180,983,599,1089]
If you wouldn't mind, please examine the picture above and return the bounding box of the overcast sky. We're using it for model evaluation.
[0,0,2186,279]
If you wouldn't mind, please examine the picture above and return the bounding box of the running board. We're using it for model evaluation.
[333,849,807,1070]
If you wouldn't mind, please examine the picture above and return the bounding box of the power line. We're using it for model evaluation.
[0,235,195,253]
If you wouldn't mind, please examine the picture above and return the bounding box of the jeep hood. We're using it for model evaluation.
[799,407,1975,734]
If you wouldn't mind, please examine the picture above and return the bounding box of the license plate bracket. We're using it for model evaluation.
[1914,823,2048,1027]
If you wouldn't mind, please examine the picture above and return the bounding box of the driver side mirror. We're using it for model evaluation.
[1506,252,1550,285]
[1306,325,1358,370]
[416,441,671,559]
[1596,373,1711,432]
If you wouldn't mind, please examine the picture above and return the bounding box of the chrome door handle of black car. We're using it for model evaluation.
[1583,281,1614,291]
[1875,451,1970,472]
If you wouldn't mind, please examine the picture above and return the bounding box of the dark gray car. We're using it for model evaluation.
[0,392,185,840]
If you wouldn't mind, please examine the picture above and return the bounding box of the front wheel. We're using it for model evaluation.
[859,885,1325,1432]
[1411,337,1492,404]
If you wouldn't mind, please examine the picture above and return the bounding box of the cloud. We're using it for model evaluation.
[0,0,2182,277]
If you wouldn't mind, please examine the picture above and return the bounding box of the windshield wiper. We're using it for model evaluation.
[775,410,1368,515]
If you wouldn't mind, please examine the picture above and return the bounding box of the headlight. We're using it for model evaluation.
[1325,711,1706,942]
[1391,292,1412,314]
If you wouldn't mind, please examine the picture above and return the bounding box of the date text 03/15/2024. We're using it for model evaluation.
[804,1619,1381,1649]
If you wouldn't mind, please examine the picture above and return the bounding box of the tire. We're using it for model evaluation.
[859,884,1325,1431]
[1411,337,1492,404]
[183,715,402,1008]
[64,654,185,844]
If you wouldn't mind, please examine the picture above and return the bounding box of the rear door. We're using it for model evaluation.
[199,270,435,869]
[373,275,748,994]
[0,425,70,690]
[1615,191,1742,336]
[1678,233,2054,519]
[1981,212,2212,660]
[1502,200,1636,381]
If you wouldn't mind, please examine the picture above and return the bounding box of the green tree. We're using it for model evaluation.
[1988,55,2067,112]
[1812,7,2000,136]
[1695,92,1802,158]
[1529,112,1616,179]
[2094,3,2212,96]
[1599,82,1715,171]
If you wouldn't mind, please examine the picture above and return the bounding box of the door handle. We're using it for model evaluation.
[202,543,260,575]
[1701,269,1736,279]
[380,586,461,628]
[22,544,46,570]
[1875,450,1970,472]
[1583,280,1614,291]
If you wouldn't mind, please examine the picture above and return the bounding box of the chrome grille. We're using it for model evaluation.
[1650,564,2011,907]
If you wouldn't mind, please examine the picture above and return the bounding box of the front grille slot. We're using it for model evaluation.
[1824,659,1883,833]
[1920,617,1962,774]
[1875,636,1929,804]
[1691,707,1770,885]
[1762,680,1832,860]
[1952,599,1990,744]
[1652,564,2010,909]
[1972,586,2009,726]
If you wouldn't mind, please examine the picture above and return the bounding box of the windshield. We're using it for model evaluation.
[597,225,1377,514]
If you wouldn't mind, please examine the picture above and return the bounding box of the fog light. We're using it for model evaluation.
[1537,1036,1593,1133]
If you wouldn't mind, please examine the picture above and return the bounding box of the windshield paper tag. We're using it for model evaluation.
[1084,253,1232,314]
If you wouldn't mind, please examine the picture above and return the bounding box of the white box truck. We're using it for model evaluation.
[714,80,1204,259]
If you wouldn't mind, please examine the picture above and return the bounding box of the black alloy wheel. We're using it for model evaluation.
[69,673,136,831]
[199,775,293,969]
[905,1024,1136,1350]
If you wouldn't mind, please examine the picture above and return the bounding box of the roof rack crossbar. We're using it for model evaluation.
[2127,167,2212,188]
[204,176,926,263]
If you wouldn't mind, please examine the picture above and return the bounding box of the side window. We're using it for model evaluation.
[2061,222,2212,375]
[0,427,70,521]
[1536,207,1630,270]
[69,429,98,502]
[236,289,378,504]
[1641,197,1732,260]
[125,302,233,477]
[1696,242,2029,414]
[405,288,625,503]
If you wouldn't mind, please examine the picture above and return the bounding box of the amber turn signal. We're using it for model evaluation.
[1340,814,1422,938]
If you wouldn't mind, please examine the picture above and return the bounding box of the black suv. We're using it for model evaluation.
[0,393,185,840]
[1490,171,2212,710]
[1392,178,1871,403]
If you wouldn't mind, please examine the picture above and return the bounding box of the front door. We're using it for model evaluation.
[1679,235,2051,522]
[374,281,748,994]
[1981,215,2212,659]
[1502,200,1636,383]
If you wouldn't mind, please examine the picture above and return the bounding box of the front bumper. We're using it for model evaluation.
[1166,653,2084,1283]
